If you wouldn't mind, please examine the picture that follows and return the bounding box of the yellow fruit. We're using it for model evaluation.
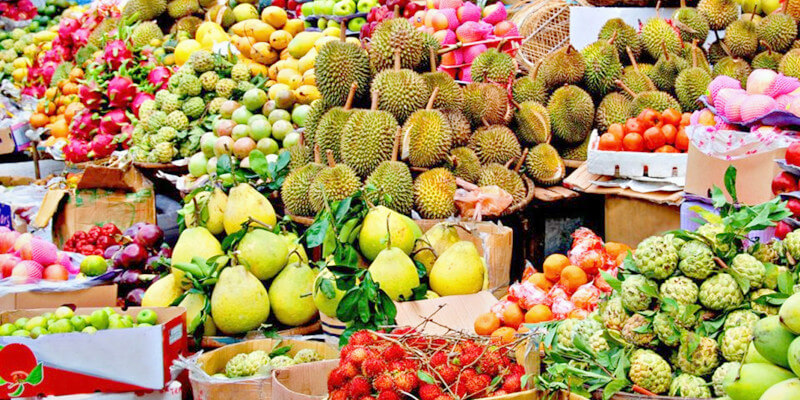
[295,84,320,104]
[196,21,225,44]
[13,58,30,68]
[261,6,288,29]
[312,267,345,318]
[283,19,305,36]
[251,42,279,65]
[314,36,337,51]
[231,20,274,42]
[279,58,299,71]
[429,241,486,296]
[269,63,280,80]
[249,62,268,77]
[277,68,300,85]
[268,262,318,326]
[12,68,27,82]
[163,54,175,65]
[236,36,255,57]
[322,27,340,37]
[223,183,277,234]
[269,83,291,99]
[287,31,322,59]
[270,30,292,50]
[298,47,317,72]
[175,39,202,65]
[303,69,316,85]
[142,274,183,307]
[171,227,223,287]
[211,265,270,334]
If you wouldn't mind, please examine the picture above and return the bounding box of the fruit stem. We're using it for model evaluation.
[720,39,733,58]
[339,23,347,42]
[655,0,661,18]
[691,41,698,68]
[481,117,491,127]
[298,131,305,147]
[761,40,773,55]
[503,158,514,169]
[371,90,379,111]
[514,148,528,173]
[626,46,639,71]
[326,150,336,168]
[615,79,637,98]
[679,0,685,8]
[429,46,438,73]
[314,144,321,164]
[393,49,401,71]
[345,82,357,111]
[385,215,392,249]
[393,4,400,18]
[713,256,729,269]
[425,87,439,111]
[661,42,670,61]
[607,30,617,46]
[392,127,401,162]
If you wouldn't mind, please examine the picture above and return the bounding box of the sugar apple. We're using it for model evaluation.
[784,229,800,260]
[572,314,603,342]
[247,350,271,368]
[208,97,227,114]
[200,71,219,91]
[629,349,672,394]
[147,111,167,132]
[557,319,579,350]
[180,74,202,96]
[699,273,744,310]
[751,241,780,264]
[669,374,712,397]
[653,311,681,347]
[720,325,752,362]
[600,296,629,331]
[166,110,189,131]
[182,97,206,119]
[678,334,720,376]
[293,348,322,364]
[189,50,215,73]
[621,313,656,347]
[231,63,251,82]
[225,353,258,377]
[697,223,731,253]
[634,235,679,280]
[678,240,715,279]
[724,309,759,330]
[660,276,699,305]
[750,288,779,315]
[712,362,740,397]
[216,78,236,97]
[620,275,656,312]
[269,355,296,369]
[588,330,609,353]
[730,253,766,289]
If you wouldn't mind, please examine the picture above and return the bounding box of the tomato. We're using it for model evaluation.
[662,124,678,145]
[622,133,645,152]
[637,109,661,128]
[661,108,681,126]
[607,123,625,141]
[643,127,666,151]
[625,118,644,134]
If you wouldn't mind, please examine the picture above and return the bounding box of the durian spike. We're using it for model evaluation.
[314,144,321,164]
[429,46,438,73]
[393,48,401,71]
[514,148,529,173]
[326,150,336,167]
[339,23,347,42]
[626,46,639,71]
[371,90,379,111]
[344,82,357,110]
[615,79,637,98]
[425,87,440,110]
[391,127,401,162]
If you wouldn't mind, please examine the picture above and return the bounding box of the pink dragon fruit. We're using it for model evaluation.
[131,92,154,118]
[89,134,116,158]
[103,40,133,70]
[107,76,136,109]
[71,110,99,140]
[147,67,171,91]
[119,125,133,149]
[79,82,104,110]
[99,109,130,135]
[64,139,91,163]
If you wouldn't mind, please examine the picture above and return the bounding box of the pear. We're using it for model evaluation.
[413,222,461,274]
[368,247,420,300]
[282,232,309,264]
[758,378,800,400]
[238,229,289,280]
[312,267,346,318]
[753,315,797,368]
[206,188,228,235]
[400,214,423,238]
[211,265,271,334]
[789,337,800,376]
[223,183,277,235]
[724,363,796,400]
[179,291,209,334]
[171,227,223,287]
[744,342,771,364]
[359,206,416,261]
[269,262,318,326]
[780,292,800,334]
[429,241,485,296]
[182,191,211,228]
[141,274,183,307]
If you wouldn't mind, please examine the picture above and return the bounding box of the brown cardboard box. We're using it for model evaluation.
[0,284,118,311]
[34,166,156,246]
[605,196,681,247]
[685,142,780,205]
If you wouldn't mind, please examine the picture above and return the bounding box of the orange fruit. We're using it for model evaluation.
[577,251,603,275]
[502,302,524,329]
[622,132,644,152]
[605,242,631,261]
[474,312,501,336]
[560,265,588,293]
[491,327,517,344]
[662,124,677,145]
[525,304,553,323]
[568,309,588,319]
[30,113,49,129]
[69,68,84,81]
[598,132,622,151]
[543,254,570,282]
[607,123,625,141]
[527,272,553,291]
[64,102,84,123]
[50,118,69,138]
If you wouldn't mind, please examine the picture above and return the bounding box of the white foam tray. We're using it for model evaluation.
[586,129,688,178]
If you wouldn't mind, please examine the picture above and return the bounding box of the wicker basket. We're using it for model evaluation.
[510,0,592,73]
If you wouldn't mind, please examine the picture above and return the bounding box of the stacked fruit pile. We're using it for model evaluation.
[474,229,626,339]
[705,70,800,124]
[28,66,84,150]
[0,306,160,338]
[0,229,75,283]
[595,108,692,153]
[326,329,529,400]
[218,347,322,378]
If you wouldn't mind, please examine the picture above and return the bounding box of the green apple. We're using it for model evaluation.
[137,323,153,328]
[250,119,272,140]
[271,120,293,141]
[242,88,268,111]
[231,124,252,140]
[317,18,327,30]
[248,114,267,124]
[291,104,310,127]
[30,326,48,338]
[356,0,376,12]
[301,2,314,16]
[741,0,762,13]
[189,152,209,177]
[90,309,109,330]
[201,132,218,158]
[24,316,47,331]
[257,138,280,155]
[0,323,16,336]
[82,326,98,334]
[108,315,126,329]
[41,312,54,321]
[269,109,292,123]
[70,316,87,331]
[327,20,340,29]
[136,309,158,325]
[232,107,254,125]
[761,0,780,13]
[102,307,116,316]
[283,131,301,148]
[348,17,367,33]
[55,306,74,319]
[121,315,134,328]
[14,317,29,330]
[333,0,356,16]
[313,0,327,15]
[49,318,74,334]
[11,329,30,337]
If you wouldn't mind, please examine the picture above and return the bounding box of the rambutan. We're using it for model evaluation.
[340,362,360,379]
[328,368,348,391]
[350,330,377,346]
[419,383,443,400]
[383,344,407,361]
[502,373,522,393]
[330,389,348,400]
[377,391,400,400]
[478,351,504,376]
[393,370,419,393]
[374,373,395,392]
[347,347,370,367]
[362,358,388,378]
[436,365,459,384]
[430,351,448,367]
[347,376,372,398]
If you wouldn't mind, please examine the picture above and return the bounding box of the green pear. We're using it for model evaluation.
[359,206,416,261]
[429,241,485,296]
[238,229,289,280]
[313,267,345,318]
[754,316,798,368]
[179,291,209,334]
[413,222,461,274]
[744,342,771,364]
[223,183,277,235]
[268,262,318,326]
[206,188,228,235]
[368,247,420,300]
[757,378,800,400]
[211,265,270,334]
[725,363,796,400]
[400,214,422,239]
[171,227,223,287]
[282,232,309,264]
[141,274,183,307]
[780,292,800,334]
[788,336,800,376]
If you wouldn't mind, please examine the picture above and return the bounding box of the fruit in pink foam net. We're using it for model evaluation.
[13,233,32,252]
[44,264,69,281]
[462,44,487,64]
[456,21,492,42]
[457,2,481,23]
[0,254,21,278]
[11,260,44,283]
[481,3,507,25]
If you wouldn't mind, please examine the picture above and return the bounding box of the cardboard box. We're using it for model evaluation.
[31,381,182,400]
[0,307,187,398]
[34,166,156,247]
[685,141,780,205]
[586,130,688,178]
[0,284,118,311]
[605,195,681,247]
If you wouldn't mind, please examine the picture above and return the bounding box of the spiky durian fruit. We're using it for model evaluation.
[167,0,200,19]
[525,143,565,186]
[447,147,482,183]
[479,163,526,204]
[757,13,798,53]
[752,49,783,71]
[649,52,690,92]
[470,48,516,84]
[708,40,727,64]
[416,32,441,73]
[512,76,547,104]
[414,168,456,219]
[462,83,509,127]
[598,18,641,61]
[316,41,371,107]
[207,5,235,28]
[547,85,594,144]
[595,93,632,133]
[675,66,712,112]
[780,49,800,78]
[640,18,682,60]
[513,101,550,145]
[365,161,414,215]
[131,22,163,49]
[340,110,398,177]
[122,0,166,21]
[441,110,472,147]
[314,108,357,162]
[469,125,522,165]
[309,163,361,213]
[560,135,591,162]
[714,56,753,85]
[698,0,738,30]
[402,109,453,168]
[88,17,119,47]
[536,45,585,89]
[371,69,430,123]
[303,99,331,145]
[724,20,758,59]
[673,7,710,43]
[289,144,312,171]
[369,18,424,72]
[282,163,323,216]
[582,39,624,98]
[683,45,711,73]
[621,69,657,97]
[421,72,464,111]
[171,16,202,36]
[630,91,682,115]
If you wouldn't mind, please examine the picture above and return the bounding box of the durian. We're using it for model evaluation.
[414,168,457,219]
[536,45,585,89]
[421,47,464,111]
[640,17,683,60]
[780,49,800,78]
[314,102,356,163]
[724,20,758,59]
[304,99,331,145]
[401,88,453,168]
[369,18,424,72]
[371,53,430,123]
[560,135,591,162]
[340,93,399,178]
[675,48,712,112]
[512,76,547,104]
[122,0,166,21]
[752,45,783,71]
[714,56,753,85]
[130,22,163,49]
[462,83,509,127]
[595,92,632,133]
[525,143,565,186]
[479,162,526,204]
[672,2,710,44]
[598,18,641,62]
[316,34,371,107]
[649,49,689,92]
[757,13,797,53]
[167,0,199,19]
[309,151,362,213]
[582,38,624,98]
[469,125,521,165]
[171,16,202,36]
[448,147,482,183]
[621,47,656,97]
[365,132,414,215]
[442,110,472,147]
[513,101,551,145]
[282,156,323,216]
[470,48,516,84]
[625,88,682,115]
[697,0,738,30]
[547,85,594,144]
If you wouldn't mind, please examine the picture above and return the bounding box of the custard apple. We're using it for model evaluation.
[653,311,681,347]
[572,315,603,342]
[724,309,759,330]
[147,111,167,132]
[154,126,178,144]
[225,353,258,377]
[699,273,744,310]
[660,276,699,305]
[751,241,780,264]
[720,325,752,362]
[697,223,731,254]
[629,349,672,394]
[293,348,322,364]
[177,63,195,75]
[622,313,655,347]
[634,235,679,280]
[678,240,715,279]
[712,362,740,397]
[246,350,271,369]
[138,100,157,121]
[620,275,656,312]
[180,74,202,96]
[189,50,215,73]
[154,142,177,163]
[730,253,766,289]
[231,63,251,81]
[168,73,184,94]
[269,355,296,369]
[784,229,800,260]
[160,92,181,113]
[678,334,720,376]
[669,374,712,397]
[166,110,189,131]
[200,71,219,91]
[557,319,579,350]
[600,296,629,331]
[182,97,205,119]
[750,288,779,315]
[216,78,236,97]
[589,330,609,353]
[208,97,227,114]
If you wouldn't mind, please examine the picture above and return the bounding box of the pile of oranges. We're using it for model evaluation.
[597,108,692,153]
[28,67,85,147]
[474,229,633,341]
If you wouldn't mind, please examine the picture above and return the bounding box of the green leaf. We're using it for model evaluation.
[602,378,630,400]
[10,383,25,397]
[334,197,352,223]
[640,279,659,298]
[418,371,435,384]
[779,269,796,295]
[306,219,330,248]
[25,363,43,385]
[337,289,360,322]
[357,294,371,323]
[724,165,738,204]
[248,150,269,178]
[573,334,595,357]
[269,345,292,357]
[216,154,232,175]
[600,270,622,293]
[320,278,336,299]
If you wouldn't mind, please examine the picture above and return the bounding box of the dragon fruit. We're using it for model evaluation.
[131,92,154,118]
[147,67,171,91]
[99,109,130,135]
[107,76,136,109]
[79,82,104,110]
[71,110,99,140]
[89,134,116,158]
[103,40,133,70]
[64,139,91,163]
[119,126,133,149]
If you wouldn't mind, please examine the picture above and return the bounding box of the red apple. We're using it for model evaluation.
[773,171,798,195]
[43,264,69,281]
[787,142,800,166]
[788,199,800,217]
[0,254,20,278]
[776,220,793,240]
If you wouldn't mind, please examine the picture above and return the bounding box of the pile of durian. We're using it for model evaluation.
[121,0,223,37]
[282,17,562,220]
